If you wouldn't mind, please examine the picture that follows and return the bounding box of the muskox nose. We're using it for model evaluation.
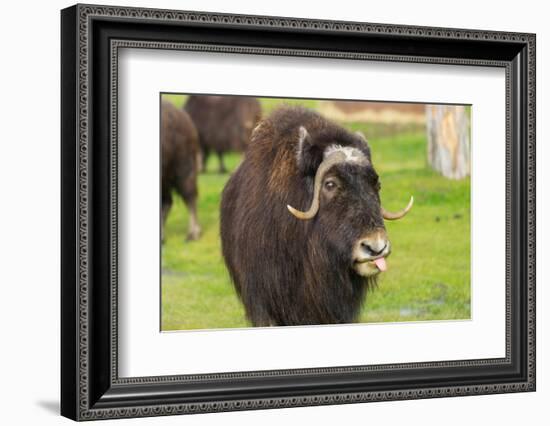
[360,236,388,257]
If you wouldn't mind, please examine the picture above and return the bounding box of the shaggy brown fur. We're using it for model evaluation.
[161,101,201,241]
[184,95,261,173]
[221,106,387,326]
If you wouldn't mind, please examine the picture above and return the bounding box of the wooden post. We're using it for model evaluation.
[426,105,470,179]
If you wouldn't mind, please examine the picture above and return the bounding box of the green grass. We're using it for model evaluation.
[162,153,248,330]
[358,135,470,323]
[161,96,470,330]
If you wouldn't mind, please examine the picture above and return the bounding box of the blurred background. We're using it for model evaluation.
[161,94,471,331]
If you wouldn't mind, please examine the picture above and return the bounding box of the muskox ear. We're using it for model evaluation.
[296,126,309,158]
[355,130,367,141]
[355,131,372,159]
[296,126,324,175]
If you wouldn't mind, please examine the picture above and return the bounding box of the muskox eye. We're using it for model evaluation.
[324,180,337,191]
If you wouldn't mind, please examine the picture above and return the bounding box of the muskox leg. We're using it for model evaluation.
[184,196,201,241]
[217,152,227,174]
[201,146,210,172]
[174,170,201,242]
[241,295,274,327]
[161,190,173,244]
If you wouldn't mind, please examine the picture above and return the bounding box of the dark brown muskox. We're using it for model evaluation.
[161,101,202,241]
[220,106,413,326]
[184,95,262,173]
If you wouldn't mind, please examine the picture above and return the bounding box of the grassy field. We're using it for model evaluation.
[161,96,471,331]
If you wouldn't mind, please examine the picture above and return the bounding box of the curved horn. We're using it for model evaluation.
[287,151,347,220]
[381,196,414,220]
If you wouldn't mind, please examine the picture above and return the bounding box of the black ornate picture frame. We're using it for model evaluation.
[61,3,536,421]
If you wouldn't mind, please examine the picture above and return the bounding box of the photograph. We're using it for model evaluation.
[160,94,472,331]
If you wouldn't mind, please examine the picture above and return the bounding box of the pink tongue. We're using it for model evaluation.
[373,257,387,272]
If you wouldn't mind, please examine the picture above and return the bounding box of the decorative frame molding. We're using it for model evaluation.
[61,3,536,421]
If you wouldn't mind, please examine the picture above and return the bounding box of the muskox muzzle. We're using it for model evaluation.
[352,229,391,277]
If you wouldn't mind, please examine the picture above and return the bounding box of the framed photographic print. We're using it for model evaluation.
[61,3,536,421]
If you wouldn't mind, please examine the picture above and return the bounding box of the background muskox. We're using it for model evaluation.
[161,101,202,241]
[220,106,412,326]
[184,95,262,173]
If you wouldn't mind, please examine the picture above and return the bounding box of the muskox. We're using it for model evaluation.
[184,96,262,173]
[161,101,202,241]
[220,106,413,326]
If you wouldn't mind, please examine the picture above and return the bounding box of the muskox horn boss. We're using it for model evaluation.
[287,154,414,221]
